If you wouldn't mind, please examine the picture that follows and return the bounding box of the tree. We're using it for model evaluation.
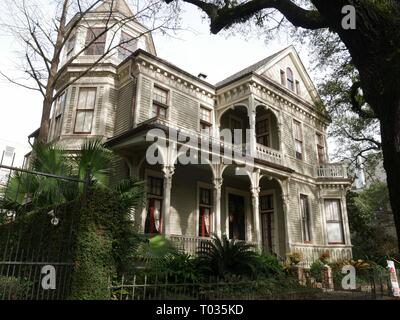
[163,0,400,251]
[347,182,397,260]
[0,0,179,142]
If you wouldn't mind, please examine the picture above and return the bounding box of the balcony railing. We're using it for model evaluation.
[255,143,283,165]
[316,163,348,179]
[291,244,352,268]
[168,234,258,255]
[169,235,212,255]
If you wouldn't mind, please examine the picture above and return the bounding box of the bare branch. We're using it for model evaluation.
[0,70,43,95]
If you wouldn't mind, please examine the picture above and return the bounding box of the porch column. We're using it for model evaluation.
[162,165,174,235]
[248,110,257,157]
[213,178,223,238]
[282,193,292,254]
[251,186,262,249]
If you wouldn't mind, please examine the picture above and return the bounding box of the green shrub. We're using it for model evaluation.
[0,276,32,300]
[194,235,259,279]
[255,253,285,278]
[309,260,324,282]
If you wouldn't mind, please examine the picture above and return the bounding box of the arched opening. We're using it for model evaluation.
[219,105,249,142]
[255,106,280,150]
[259,176,285,256]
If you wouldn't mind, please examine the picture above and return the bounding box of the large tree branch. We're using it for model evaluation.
[165,0,329,33]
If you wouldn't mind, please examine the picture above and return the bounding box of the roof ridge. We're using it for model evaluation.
[215,46,291,87]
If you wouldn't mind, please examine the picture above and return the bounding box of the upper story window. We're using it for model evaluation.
[74,88,96,134]
[256,116,271,147]
[295,80,300,95]
[324,199,344,244]
[84,27,106,55]
[66,33,76,60]
[280,70,286,86]
[53,91,67,138]
[300,194,311,243]
[316,132,325,164]
[286,67,294,91]
[152,85,168,118]
[293,120,303,160]
[200,106,212,134]
[198,187,212,237]
[118,31,138,60]
[145,176,164,235]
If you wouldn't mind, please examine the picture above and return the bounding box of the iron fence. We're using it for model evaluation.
[0,161,87,300]
[108,274,323,300]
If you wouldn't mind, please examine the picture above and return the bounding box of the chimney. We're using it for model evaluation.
[198,73,207,80]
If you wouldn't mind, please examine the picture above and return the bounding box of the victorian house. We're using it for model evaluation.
[44,0,353,265]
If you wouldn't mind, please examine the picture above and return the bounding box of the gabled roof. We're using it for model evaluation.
[94,0,134,17]
[216,45,321,105]
[216,47,288,87]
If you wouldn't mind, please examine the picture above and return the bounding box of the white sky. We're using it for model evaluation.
[0,2,313,164]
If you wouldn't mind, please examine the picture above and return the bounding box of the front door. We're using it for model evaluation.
[228,194,245,240]
[260,195,274,252]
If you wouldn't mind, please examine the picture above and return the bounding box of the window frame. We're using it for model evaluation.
[66,32,76,59]
[118,30,138,60]
[293,119,303,160]
[152,85,169,119]
[280,69,286,86]
[53,91,67,138]
[199,106,212,134]
[324,199,345,244]
[84,27,107,56]
[300,194,312,243]
[145,176,164,235]
[286,67,294,91]
[74,87,96,134]
[198,186,213,238]
[316,132,326,164]
[256,114,272,147]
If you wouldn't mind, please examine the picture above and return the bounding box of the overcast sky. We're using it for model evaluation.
[0,2,313,163]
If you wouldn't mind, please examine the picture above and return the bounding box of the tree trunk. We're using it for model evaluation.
[37,92,53,143]
[380,96,400,253]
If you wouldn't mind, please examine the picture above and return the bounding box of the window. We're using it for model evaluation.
[256,116,271,147]
[293,120,303,160]
[316,133,325,164]
[286,67,294,91]
[152,86,168,118]
[280,70,286,86]
[53,91,67,138]
[198,187,212,237]
[66,33,76,59]
[260,194,274,252]
[118,31,138,60]
[295,80,300,95]
[74,88,96,133]
[145,176,164,234]
[84,28,106,55]
[300,195,311,242]
[229,115,242,130]
[325,199,344,244]
[200,106,212,134]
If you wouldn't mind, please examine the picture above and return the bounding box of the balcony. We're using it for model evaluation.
[256,143,283,165]
[316,163,348,179]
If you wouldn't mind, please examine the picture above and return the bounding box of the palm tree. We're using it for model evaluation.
[195,234,259,279]
[0,140,145,219]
